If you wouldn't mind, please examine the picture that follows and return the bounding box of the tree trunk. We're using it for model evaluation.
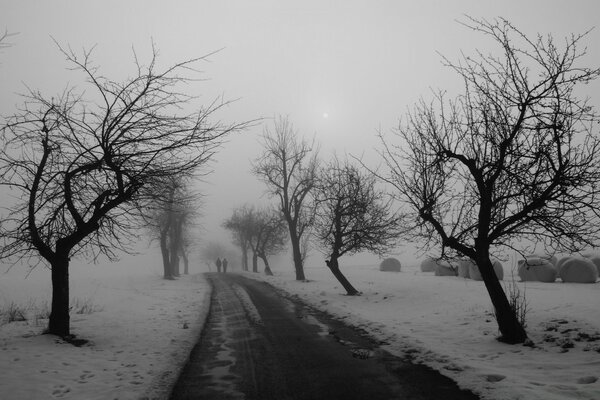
[182,250,189,274]
[289,228,306,280]
[170,219,180,277]
[260,255,274,276]
[326,257,359,295]
[475,252,527,344]
[171,252,180,277]
[242,246,249,271]
[252,252,258,273]
[160,230,173,280]
[48,256,70,337]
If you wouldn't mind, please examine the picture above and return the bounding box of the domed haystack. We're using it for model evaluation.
[522,253,558,266]
[517,258,557,282]
[555,256,573,273]
[493,259,505,280]
[468,259,504,281]
[581,252,600,276]
[457,258,473,278]
[420,257,437,272]
[434,260,457,276]
[558,257,598,283]
[379,257,401,272]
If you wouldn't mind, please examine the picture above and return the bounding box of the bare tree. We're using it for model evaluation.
[313,157,402,295]
[224,205,287,275]
[147,175,200,279]
[253,116,318,280]
[0,45,246,338]
[251,207,287,276]
[380,17,600,343]
[166,181,199,277]
[223,205,255,272]
[179,219,198,275]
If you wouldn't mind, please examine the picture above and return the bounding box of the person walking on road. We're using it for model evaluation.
[222,258,228,273]
[216,258,222,273]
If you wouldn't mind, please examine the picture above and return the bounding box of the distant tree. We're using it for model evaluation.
[313,157,402,295]
[251,207,288,276]
[253,116,318,280]
[245,208,261,273]
[180,224,197,275]
[223,205,255,272]
[147,176,199,279]
[224,205,287,275]
[166,181,199,277]
[379,17,600,343]
[0,45,246,338]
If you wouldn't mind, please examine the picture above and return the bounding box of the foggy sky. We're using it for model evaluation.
[2,1,600,267]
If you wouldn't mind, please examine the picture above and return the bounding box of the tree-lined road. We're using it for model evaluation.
[169,273,479,400]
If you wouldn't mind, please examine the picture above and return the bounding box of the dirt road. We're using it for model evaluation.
[169,273,479,399]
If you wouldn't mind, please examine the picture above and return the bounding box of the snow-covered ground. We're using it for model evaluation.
[1,251,599,400]
[0,251,211,400]
[245,260,600,400]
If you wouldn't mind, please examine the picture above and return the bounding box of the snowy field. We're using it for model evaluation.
[0,251,598,400]
[0,251,211,400]
[245,260,600,400]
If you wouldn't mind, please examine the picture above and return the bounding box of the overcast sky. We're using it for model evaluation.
[2,1,600,266]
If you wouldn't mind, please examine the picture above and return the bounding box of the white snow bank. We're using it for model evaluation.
[0,253,210,400]
[244,262,600,400]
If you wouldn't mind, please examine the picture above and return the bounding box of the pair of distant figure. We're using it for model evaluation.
[215,257,228,273]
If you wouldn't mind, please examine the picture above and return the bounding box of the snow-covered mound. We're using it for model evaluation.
[420,257,437,272]
[523,253,558,266]
[468,259,504,281]
[518,258,557,283]
[457,258,471,278]
[581,252,600,276]
[558,257,598,283]
[556,255,574,273]
[379,257,401,272]
[434,260,457,276]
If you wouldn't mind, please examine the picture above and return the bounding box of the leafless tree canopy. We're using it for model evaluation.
[224,205,287,275]
[312,157,402,295]
[313,157,401,259]
[253,116,318,280]
[381,17,600,258]
[223,205,255,272]
[0,44,245,265]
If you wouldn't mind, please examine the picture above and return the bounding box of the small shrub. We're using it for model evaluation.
[492,272,529,331]
[505,275,528,329]
[5,302,27,323]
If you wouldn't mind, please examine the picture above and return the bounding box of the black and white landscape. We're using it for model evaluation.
[1,2,599,400]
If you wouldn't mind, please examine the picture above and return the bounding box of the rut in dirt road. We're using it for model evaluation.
[169,273,480,400]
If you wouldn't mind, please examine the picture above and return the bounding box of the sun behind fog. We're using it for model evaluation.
[322,112,329,119]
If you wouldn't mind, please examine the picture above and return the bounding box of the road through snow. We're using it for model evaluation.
[169,273,479,399]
